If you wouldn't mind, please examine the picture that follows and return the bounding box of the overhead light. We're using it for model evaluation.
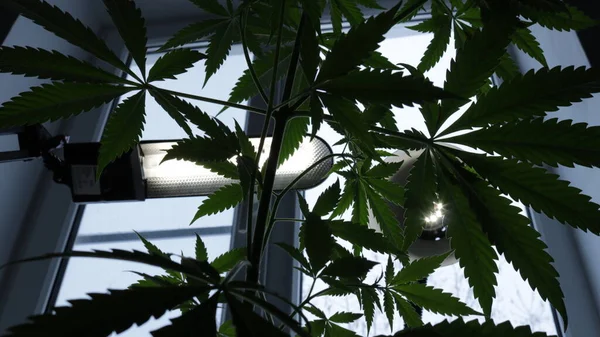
[368,149,457,266]
[1,125,334,203]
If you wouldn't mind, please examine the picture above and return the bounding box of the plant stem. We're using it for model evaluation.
[261,153,356,253]
[239,8,269,104]
[273,218,306,223]
[280,13,307,106]
[245,0,288,278]
[155,87,267,114]
[247,115,288,284]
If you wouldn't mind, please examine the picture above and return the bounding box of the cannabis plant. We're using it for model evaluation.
[0,0,598,336]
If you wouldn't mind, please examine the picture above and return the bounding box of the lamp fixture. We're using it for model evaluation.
[1,125,334,203]
[368,149,457,266]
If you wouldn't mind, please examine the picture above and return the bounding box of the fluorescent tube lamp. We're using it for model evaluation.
[63,136,333,203]
[140,137,333,199]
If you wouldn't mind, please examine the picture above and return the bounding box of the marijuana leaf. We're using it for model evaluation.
[97,91,146,177]
[443,66,600,135]
[192,184,244,224]
[147,49,206,82]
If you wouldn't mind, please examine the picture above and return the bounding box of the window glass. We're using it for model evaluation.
[53,44,248,336]
[302,26,558,336]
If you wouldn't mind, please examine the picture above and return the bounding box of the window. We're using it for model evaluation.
[52,44,248,336]
[302,25,558,336]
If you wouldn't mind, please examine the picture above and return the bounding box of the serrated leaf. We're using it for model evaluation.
[436,8,518,133]
[402,151,437,250]
[393,253,450,285]
[306,319,326,337]
[439,176,498,316]
[279,117,309,166]
[226,294,289,337]
[104,0,147,77]
[189,0,228,16]
[98,90,146,176]
[352,180,369,225]
[325,323,360,337]
[418,14,451,72]
[299,0,324,34]
[193,184,243,224]
[393,293,423,327]
[298,192,311,218]
[228,289,311,337]
[202,161,239,179]
[336,0,364,25]
[149,89,193,137]
[512,26,548,67]
[321,256,378,279]
[302,218,335,271]
[218,320,236,337]
[0,249,215,283]
[392,318,554,337]
[159,19,229,51]
[396,0,428,23]
[329,0,343,34]
[328,312,362,324]
[360,288,379,333]
[147,49,206,82]
[365,179,405,205]
[204,18,237,86]
[163,136,239,164]
[275,243,311,274]
[385,255,394,285]
[317,3,400,82]
[305,305,327,319]
[318,69,452,108]
[495,52,520,82]
[4,286,211,337]
[0,46,128,83]
[329,221,395,254]
[331,181,354,219]
[4,0,127,71]
[211,248,245,274]
[0,83,134,127]
[366,162,403,179]
[150,90,225,139]
[225,46,293,108]
[151,294,218,337]
[462,176,567,327]
[195,234,208,262]
[395,284,479,316]
[299,16,320,84]
[521,4,597,32]
[363,50,400,70]
[383,291,395,331]
[458,152,600,235]
[443,66,600,135]
[320,94,375,157]
[313,179,341,217]
[448,118,600,168]
[135,232,169,259]
[366,186,404,250]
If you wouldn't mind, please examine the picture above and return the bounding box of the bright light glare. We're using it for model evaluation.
[424,202,445,228]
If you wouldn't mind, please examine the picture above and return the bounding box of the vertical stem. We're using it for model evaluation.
[247,114,289,284]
